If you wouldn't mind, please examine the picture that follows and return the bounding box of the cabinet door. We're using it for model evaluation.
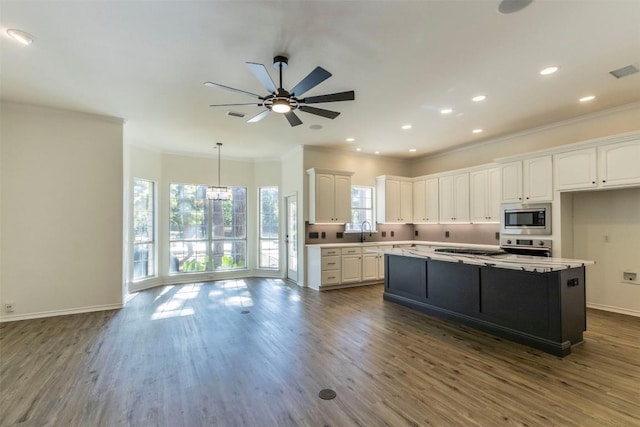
[470,170,489,223]
[598,139,640,187]
[501,161,523,203]
[554,148,597,191]
[453,173,470,222]
[333,174,352,223]
[385,179,402,222]
[341,255,362,283]
[413,180,426,222]
[439,175,455,222]
[314,173,335,222]
[400,180,413,222]
[523,156,552,202]
[425,178,439,223]
[487,167,502,221]
[378,254,385,279]
[362,253,378,281]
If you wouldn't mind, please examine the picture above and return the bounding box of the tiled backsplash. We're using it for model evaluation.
[305,222,500,245]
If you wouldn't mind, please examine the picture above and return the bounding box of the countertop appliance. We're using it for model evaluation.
[500,202,551,235]
[500,237,552,257]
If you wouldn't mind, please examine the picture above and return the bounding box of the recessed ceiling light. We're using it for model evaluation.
[7,29,34,45]
[374,151,380,155]
[472,95,487,102]
[540,66,559,75]
[472,129,483,134]
[409,148,417,152]
[346,137,355,142]
[440,108,453,114]
[579,95,596,102]
[401,124,412,130]
[356,148,362,152]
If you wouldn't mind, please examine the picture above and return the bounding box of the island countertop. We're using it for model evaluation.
[370,247,594,273]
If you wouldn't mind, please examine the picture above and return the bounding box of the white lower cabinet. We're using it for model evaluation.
[341,247,362,283]
[308,245,389,290]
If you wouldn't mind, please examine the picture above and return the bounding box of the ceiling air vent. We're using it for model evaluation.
[609,65,639,79]
[226,111,246,118]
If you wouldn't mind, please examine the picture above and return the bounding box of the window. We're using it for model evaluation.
[169,184,247,273]
[259,187,279,269]
[133,179,155,280]
[346,186,375,231]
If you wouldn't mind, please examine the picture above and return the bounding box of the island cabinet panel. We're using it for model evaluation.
[478,268,552,338]
[385,255,427,302]
[383,253,587,356]
[426,260,478,315]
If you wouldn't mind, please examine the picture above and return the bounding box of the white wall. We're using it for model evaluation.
[410,103,640,175]
[571,188,640,316]
[0,103,124,321]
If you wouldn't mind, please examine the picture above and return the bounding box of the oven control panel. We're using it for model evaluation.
[500,237,552,249]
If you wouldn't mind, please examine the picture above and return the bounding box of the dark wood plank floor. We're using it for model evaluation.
[1,279,639,426]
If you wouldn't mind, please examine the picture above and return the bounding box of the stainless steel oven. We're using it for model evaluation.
[500,203,551,235]
[500,237,552,257]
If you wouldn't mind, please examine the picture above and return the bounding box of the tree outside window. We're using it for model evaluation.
[259,187,279,269]
[346,186,375,231]
[169,183,247,272]
[133,179,155,280]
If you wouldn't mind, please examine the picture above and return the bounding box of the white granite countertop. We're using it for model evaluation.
[306,241,501,250]
[370,247,594,273]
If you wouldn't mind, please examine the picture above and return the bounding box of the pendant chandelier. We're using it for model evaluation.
[206,142,232,201]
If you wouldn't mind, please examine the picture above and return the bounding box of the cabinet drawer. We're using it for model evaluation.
[322,256,341,270]
[321,248,341,256]
[341,247,362,255]
[322,271,341,285]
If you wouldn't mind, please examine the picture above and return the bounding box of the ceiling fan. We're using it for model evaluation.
[204,56,355,127]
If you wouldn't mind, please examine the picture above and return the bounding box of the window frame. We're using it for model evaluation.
[169,183,248,273]
[345,185,376,232]
[258,186,279,270]
[132,178,156,281]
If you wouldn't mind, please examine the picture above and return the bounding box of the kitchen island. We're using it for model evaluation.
[374,247,594,356]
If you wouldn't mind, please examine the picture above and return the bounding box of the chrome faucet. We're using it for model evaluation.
[360,220,372,242]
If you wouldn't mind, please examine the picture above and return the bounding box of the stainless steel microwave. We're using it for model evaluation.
[500,203,551,235]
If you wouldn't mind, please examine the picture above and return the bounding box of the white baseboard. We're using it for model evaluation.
[0,303,123,323]
[587,302,640,317]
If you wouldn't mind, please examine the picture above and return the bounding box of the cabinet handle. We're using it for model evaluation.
[526,197,530,200]
[328,262,336,265]
[602,180,606,183]
[328,276,335,279]
[592,181,596,184]
[519,197,522,200]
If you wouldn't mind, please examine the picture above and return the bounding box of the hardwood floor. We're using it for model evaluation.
[1,279,639,426]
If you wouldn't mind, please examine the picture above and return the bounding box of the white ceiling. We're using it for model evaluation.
[2,1,639,160]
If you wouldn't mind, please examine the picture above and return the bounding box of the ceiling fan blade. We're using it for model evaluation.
[301,90,355,104]
[209,103,261,107]
[284,111,303,127]
[247,110,271,123]
[246,62,277,94]
[299,105,341,119]
[203,81,262,99]
[290,66,332,97]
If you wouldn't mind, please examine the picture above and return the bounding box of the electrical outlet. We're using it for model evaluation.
[445,231,450,238]
[622,272,637,283]
[382,231,387,237]
[415,230,419,236]
[391,231,395,237]
[5,302,15,313]
[321,231,326,239]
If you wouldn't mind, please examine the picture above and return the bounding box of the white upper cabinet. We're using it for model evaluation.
[553,138,640,191]
[377,176,413,223]
[501,156,552,203]
[439,173,469,223]
[307,168,354,223]
[413,177,439,223]
[470,167,501,223]
[598,139,640,187]
[554,148,597,191]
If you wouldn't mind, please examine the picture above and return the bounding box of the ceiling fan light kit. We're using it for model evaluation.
[205,55,355,126]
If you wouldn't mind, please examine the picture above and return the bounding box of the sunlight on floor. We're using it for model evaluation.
[208,279,255,308]
[151,284,201,320]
